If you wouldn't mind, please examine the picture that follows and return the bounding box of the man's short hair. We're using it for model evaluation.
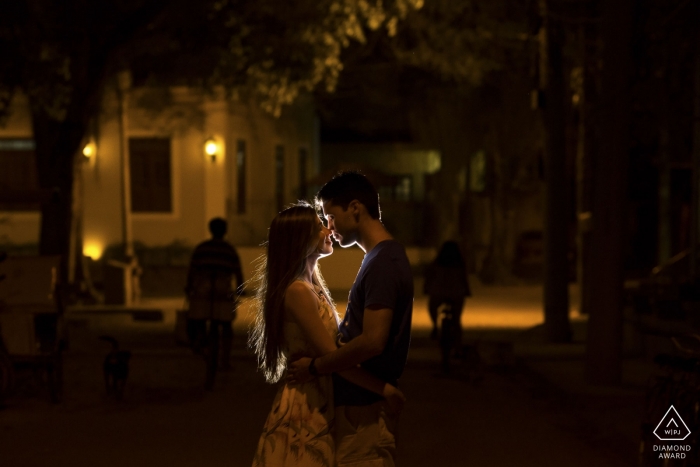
[209,217,227,238]
[316,171,381,219]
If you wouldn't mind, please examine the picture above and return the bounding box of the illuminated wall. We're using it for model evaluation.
[0,88,319,254]
[226,94,318,245]
[0,94,40,246]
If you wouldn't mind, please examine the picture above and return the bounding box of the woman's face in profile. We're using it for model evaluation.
[309,215,333,258]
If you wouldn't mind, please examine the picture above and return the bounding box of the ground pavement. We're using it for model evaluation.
[0,281,651,467]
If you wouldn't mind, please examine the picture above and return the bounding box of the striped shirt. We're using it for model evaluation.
[186,239,243,303]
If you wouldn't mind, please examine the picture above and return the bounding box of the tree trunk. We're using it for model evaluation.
[585,0,633,385]
[658,62,672,264]
[31,112,85,284]
[541,1,572,342]
[480,125,515,286]
[575,62,591,317]
[576,12,599,319]
[29,46,110,287]
[690,11,700,278]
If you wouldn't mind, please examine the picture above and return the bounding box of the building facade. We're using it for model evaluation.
[0,87,320,258]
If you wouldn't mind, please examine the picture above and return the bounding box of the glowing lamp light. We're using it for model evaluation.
[83,242,104,260]
[82,140,96,160]
[204,137,219,162]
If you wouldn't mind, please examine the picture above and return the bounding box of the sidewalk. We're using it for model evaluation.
[0,280,654,466]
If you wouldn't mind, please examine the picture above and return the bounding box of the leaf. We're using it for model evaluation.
[289,442,300,461]
[304,443,331,467]
[312,422,333,439]
[252,442,265,467]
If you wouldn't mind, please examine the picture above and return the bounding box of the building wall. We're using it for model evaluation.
[81,98,126,258]
[0,88,318,255]
[0,94,40,246]
[226,96,317,246]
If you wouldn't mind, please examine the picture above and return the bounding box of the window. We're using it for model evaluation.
[236,140,247,214]
[129,138,172,213]
[298,148,308,200]
[470,150,487,193]
[0,139,39,211]
[275,145,285,212]
[395,176,412,201]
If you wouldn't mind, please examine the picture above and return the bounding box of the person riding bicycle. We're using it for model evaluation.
[424,241,471,344]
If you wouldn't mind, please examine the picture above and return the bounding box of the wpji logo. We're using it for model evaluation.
[654,406,691,441]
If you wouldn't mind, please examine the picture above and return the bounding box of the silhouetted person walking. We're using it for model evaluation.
[424,241,471,342]
[186,217,243,390]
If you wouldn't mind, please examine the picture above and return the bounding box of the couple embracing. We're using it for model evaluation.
[251,171,414,467]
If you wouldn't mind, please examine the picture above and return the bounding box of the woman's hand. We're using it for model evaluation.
[287,357,313,384]
[382,383,406,415]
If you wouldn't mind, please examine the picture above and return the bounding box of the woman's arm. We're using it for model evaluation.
[284,282,405,407]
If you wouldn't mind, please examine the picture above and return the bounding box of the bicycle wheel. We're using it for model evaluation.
[439,315,453,374]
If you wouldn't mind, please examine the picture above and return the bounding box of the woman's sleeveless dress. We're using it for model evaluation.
[252,283,340,467]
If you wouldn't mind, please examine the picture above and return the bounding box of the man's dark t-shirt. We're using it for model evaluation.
[333,240,414,406]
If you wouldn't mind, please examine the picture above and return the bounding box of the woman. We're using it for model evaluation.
[250,203,405,467]
[424,241,471,342]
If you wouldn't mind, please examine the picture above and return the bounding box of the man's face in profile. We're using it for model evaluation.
[321,200,357,248]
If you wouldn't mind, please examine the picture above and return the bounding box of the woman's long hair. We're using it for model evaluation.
[249,202,333,383]
[434,241,465,268]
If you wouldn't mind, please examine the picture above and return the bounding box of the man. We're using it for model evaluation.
[186,217,243,389]
[288,171,414,467]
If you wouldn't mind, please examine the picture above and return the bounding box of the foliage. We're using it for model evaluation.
[0,0,424,122]
[388,0,533,86]
[0,0,423,264]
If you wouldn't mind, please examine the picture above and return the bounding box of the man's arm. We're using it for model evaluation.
[318,305,392,374]
[288,304,392,382]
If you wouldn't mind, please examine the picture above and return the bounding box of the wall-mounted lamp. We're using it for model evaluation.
[82,139,97,161]
[83,241,104,260]
[204,137,219,163]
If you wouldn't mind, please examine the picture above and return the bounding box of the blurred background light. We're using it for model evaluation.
[82,140,96,160]
[204,137,219,162]
[83,241,103,260]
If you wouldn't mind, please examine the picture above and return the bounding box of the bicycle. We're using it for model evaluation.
[438,303,458,373]
[437,303,484,383]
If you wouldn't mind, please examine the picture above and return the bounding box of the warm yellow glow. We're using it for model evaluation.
[234,296,584,331]
[426,150,441,173]
[83,242,103,260]
[82,141,96,159]
[205,141,218,156]
[204,139,219,157]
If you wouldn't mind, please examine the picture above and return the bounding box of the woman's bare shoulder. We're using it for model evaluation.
[284,281,320,322]
[286,280,313,294]
[285,281,318,304]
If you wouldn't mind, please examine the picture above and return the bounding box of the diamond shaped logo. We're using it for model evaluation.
[654,406,691,441]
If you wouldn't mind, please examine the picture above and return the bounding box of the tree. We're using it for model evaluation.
[339,0,575,344]
[386,0,540,282]
[584,0,633,384]
[0,0,422,282]
[538,0,571,342]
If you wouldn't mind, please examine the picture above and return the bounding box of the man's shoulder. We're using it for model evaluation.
[371,239,406,256]
[368,240,410,266]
